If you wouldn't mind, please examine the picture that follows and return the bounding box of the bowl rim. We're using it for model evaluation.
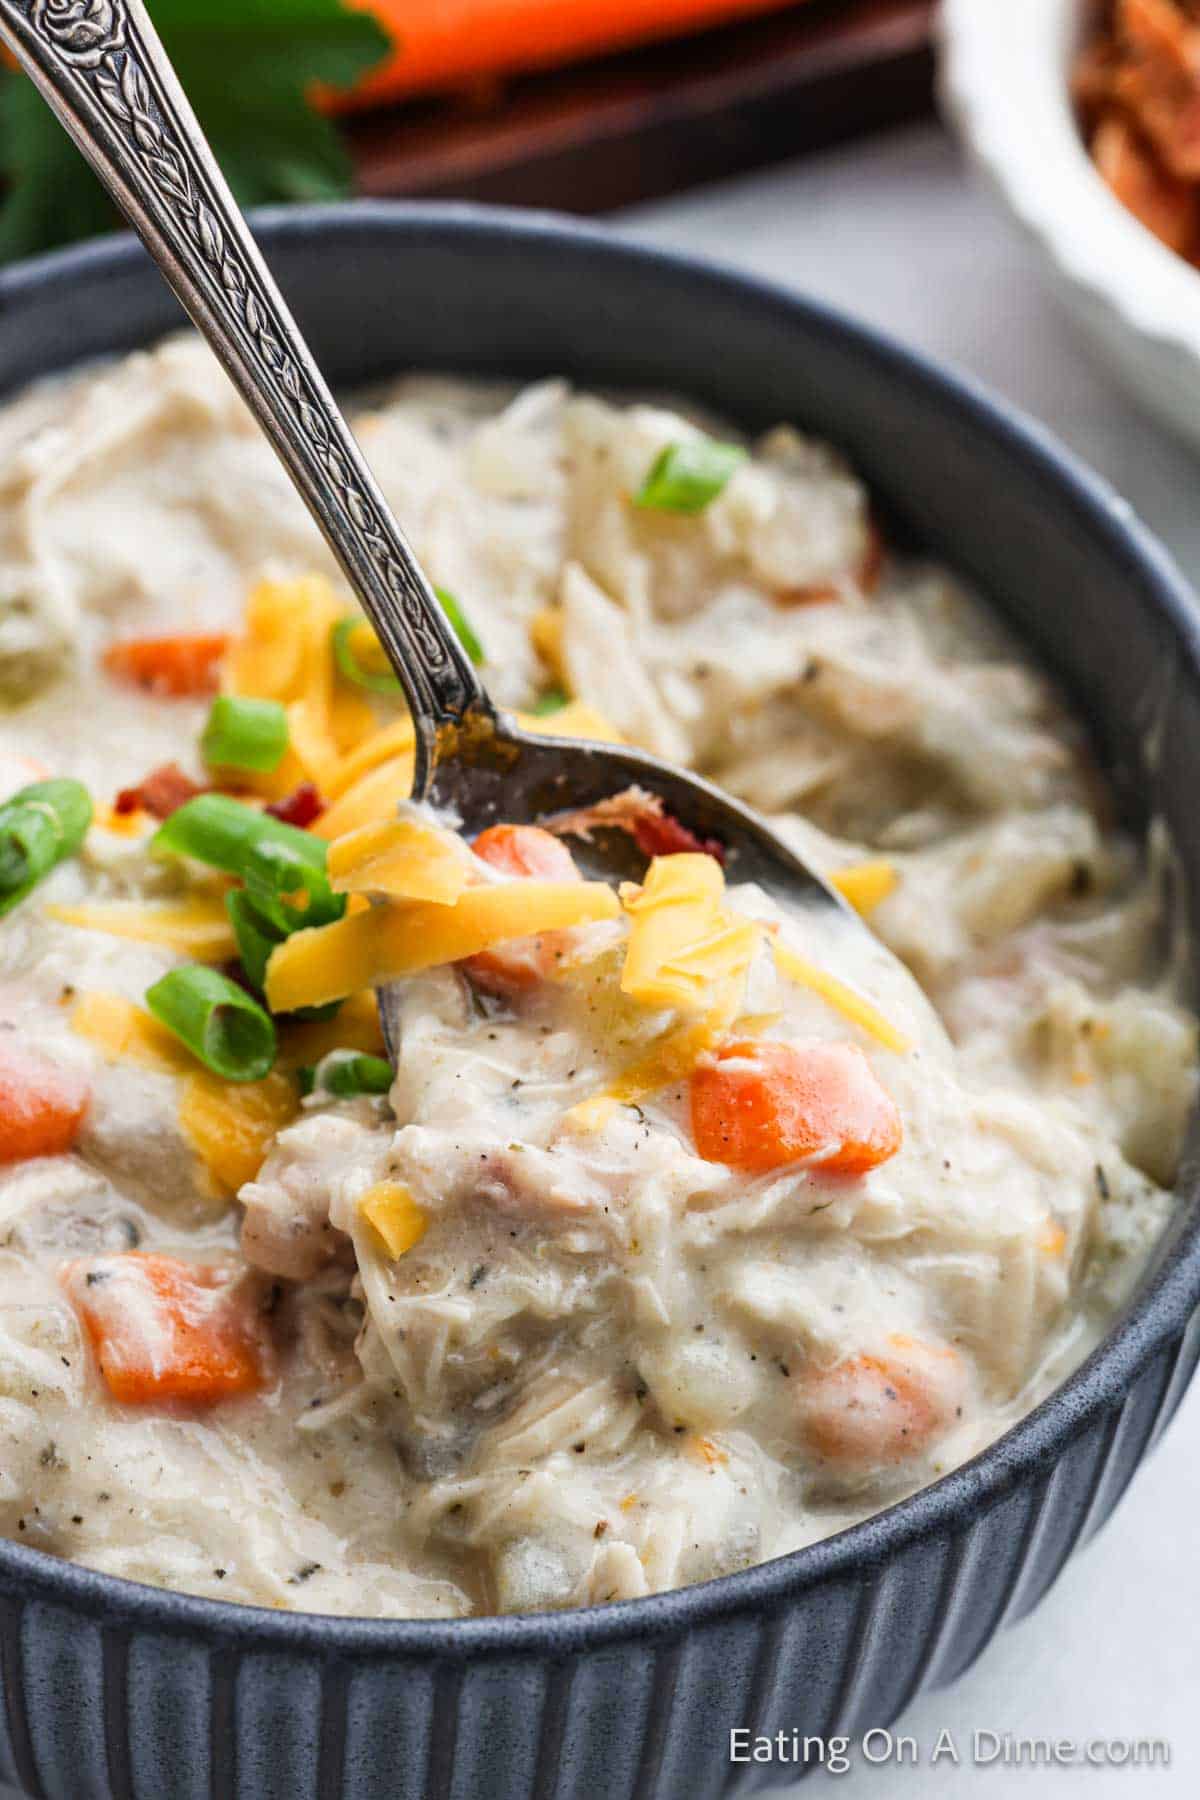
[1,198,1199,1659]
[939,0,1200,367]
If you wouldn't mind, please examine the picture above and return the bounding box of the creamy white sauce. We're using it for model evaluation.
[0,338,1192,1618]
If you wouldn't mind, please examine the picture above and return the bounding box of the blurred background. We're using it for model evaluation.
[0,0,936,260]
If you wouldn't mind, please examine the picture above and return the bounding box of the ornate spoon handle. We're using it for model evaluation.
[0,0,493,794]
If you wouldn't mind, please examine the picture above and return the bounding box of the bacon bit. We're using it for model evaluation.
[1092,108,1199,251]
[1075,1,1200,249]
[630,810,725,864]
[264,782,324,827]
[547,785,726,865]
[114,762,206,820]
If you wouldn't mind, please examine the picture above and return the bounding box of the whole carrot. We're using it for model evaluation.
[336,0,805,109]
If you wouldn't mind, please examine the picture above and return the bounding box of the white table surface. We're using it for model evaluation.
[4,122,1197,1800]
[623,122,1200,1798]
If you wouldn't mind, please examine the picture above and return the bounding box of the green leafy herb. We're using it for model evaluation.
[145,965,276,1083]
[436,587,485,666]
[0,0,390,263]
[201,695,289,773]
[634,437,747,515]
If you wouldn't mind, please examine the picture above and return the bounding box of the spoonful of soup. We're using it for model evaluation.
[0,0,865,1055]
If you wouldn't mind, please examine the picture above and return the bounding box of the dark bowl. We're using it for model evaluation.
[1,204,1199,1800]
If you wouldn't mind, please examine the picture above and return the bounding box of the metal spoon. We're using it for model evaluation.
[0,0,847,1047]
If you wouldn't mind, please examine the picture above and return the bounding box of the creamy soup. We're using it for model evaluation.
[0,337,1192,1618]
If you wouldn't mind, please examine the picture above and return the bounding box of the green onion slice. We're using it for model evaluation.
[0,778,93,917]
[225,888,282,993]
[154,793,330,884]
[332,617,402,695]
[145,965,276,1083]
[303,1051,394,1100]
[634,437,747,515]
[435,587,485,666]
[334,589,485,694]
[241,836,344,936]
[201,695,289,773]
[530,688,569,717]
[226,887,340,1023]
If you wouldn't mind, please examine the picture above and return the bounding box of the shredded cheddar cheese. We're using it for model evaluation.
[529,607,567,684]
[327,818,471,905]
[518,700,624,745]
[49,895,237,962]
[831,859,898,917]
[225,577,375,794]
[70,991,192,1075]
[321,718,418,803]
[178,1069,300,1197]
[620,854,724,1010]
[566,989,744,1130]
[773,943,909,1055]
[315,755,415,842]
[360,1182,428,1259]
[277,989,384,1068]
[265,880,621,1012]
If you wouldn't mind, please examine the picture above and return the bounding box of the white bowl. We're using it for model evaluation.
[940,0,1200,452]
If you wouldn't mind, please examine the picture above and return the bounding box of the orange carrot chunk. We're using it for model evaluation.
[797,1336,966,1471]
[690,1039,901,1174]
[62,1253,270,1407]
[463,824,582,995]
[0,1044,89,1164]
[103,633,230,698]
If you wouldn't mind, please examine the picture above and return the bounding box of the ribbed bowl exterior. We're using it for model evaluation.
[3,1308,1198,1800]
[1,207,1199,1800]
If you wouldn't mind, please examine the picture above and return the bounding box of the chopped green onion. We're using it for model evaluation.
[227,887,339,1023]
[531,688,569,716]
[0,778,92,917]
[241,836,344,935]
[156,795,344,975]
[154,794,331,885]
[332,617,402,695]
[303,1052,394,1100]
[225,888,282,993]
[145,966,276,1083]
[334,591,485,693]
[436,587,485,667]
[634,437,747,514]
[201,695,288,773]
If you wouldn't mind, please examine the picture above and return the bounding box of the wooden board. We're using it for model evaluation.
[347,0,937,215]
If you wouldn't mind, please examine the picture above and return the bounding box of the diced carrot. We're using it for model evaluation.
[797,1335,966,1471]
[462,824,583,995]
[103,633,230,698]
[689,1039,901,1174]
[62,1252,270,1407]
[0,1043,89,1164]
